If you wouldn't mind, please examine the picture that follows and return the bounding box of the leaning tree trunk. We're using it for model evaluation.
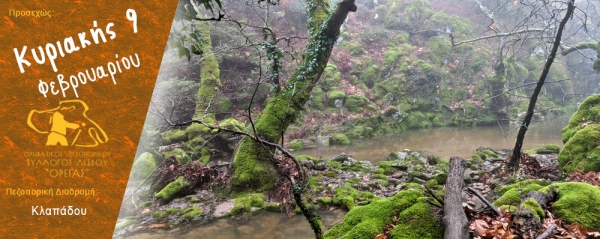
[193,21,221,122]
[509,0,575,169]
[231,0,357,192]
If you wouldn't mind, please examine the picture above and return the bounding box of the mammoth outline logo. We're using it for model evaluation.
[27,100,108,147]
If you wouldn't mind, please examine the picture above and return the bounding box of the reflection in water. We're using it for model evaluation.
[297,118,568,162]
[122,209,345,239]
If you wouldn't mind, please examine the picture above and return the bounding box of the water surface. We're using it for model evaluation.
[296,119,567,162]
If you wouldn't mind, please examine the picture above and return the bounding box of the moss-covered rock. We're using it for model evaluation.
[162,148,192,164]
[559,95,600,173]
[327,91,346,107]
[520,198,544,221]
[161,129,188,144]
[559,124,600,173]
[155,176,190,203]
[344,94,369,113]
[130,152,156,180]
[231,193,266,214]
[289,139,304,150]
[561,94,600,143]
[319,64,342,91]
[330,133,351,145]
[325,189,442,239]
[179,206,203,222]
[493,180,548,207]
[540,182,600,231]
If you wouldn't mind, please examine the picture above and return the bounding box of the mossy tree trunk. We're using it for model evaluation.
[231,0,357,192]
[193,21,221,122]
[489,60,510,124]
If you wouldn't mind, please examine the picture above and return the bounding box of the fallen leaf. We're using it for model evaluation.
[148,223,166,229]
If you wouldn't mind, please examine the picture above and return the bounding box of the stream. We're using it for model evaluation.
[117,118,568,239]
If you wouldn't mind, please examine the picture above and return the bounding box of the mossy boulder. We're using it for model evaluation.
[162,148,192,164]
[155,176,190,203]
[130,152,156,180]
[540,182,600,231]
[319,64,342,91]
[344,95,369,113]
[327,91,346,107]
[559,95,600,173]
[559,124,600,173]
[325,188,443,239]
[330,134,351,145]
[161,129,187,144]
[289,139,304,150]
[493,180,549,207]
[561,94,600,143]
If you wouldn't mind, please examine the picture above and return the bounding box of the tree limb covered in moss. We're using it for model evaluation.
[560,42,599,56]
[509,0,576,169]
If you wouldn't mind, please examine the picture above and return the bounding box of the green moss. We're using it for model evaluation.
[493,180,548,207]
[405,111,430,128]
[162,148,192,164]
[185,123,211,139]
[297,154,319,162]
[289,139,304,150]
[561,94,600,143]
[161,129,187,144]
[325,171,338,177]
[194,22,221,121]
[372,174,388,180]
[179,206,203,222]
[520,198,544,221]
[231,193,266,214]
[140,201,152,208]
[327,91,346,107]
[344,95,369,113]
[499,179,549,194]
[360,64,380,88]
[319,64,342,91]
[327,160,341,169]
[412,60,433,73]
[377,160,408,175]
[130,152,156,180]
[324,190,427,239]
[536,144,561,154]
[482,149,499,158]
[330,134,351,145]
[264,203,281,212]
[559,124,600,173]
[426,36,452,66]
[155,176,190,203]
[539,182,600,231]
[332,186,375,210]
[389,202,444,238]
[219,118,245,132]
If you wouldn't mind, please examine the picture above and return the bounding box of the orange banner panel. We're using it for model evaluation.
[0,1,178,238]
